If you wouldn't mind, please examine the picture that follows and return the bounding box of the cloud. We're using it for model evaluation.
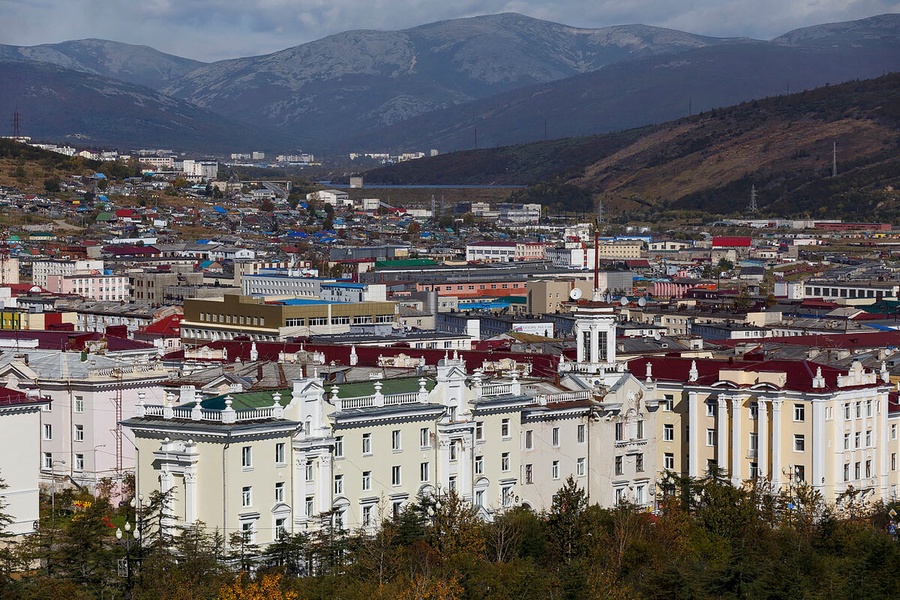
[0,0,897,61]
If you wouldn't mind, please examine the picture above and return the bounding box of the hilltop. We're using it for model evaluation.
[362,73,900,221]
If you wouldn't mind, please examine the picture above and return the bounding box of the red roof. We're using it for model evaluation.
[712,236,752,248]
[138,314,183,336]
[115,209,139,218]
[0,387,47,407]
[628,356,880,393]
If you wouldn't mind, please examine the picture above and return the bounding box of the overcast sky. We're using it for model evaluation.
[1,0,898,62]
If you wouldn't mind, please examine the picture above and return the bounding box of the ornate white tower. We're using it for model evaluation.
[570,304,618,372]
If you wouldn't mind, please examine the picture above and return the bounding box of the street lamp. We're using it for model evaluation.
[93,444,106,490]
[116,518,141,592]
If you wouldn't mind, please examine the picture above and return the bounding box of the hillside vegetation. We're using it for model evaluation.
[365,73,900,221]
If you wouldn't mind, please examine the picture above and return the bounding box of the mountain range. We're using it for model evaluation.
[1,12,898,153]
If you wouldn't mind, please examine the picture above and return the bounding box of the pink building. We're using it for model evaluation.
[46,274,129,301]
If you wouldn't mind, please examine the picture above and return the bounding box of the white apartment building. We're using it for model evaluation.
[0,387,49,536]
[0,350,167,495]
[32,259,104,288]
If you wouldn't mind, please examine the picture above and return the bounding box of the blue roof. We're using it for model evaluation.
[98,195,109,202]
[322,282,367,289]
[94,173,107,179]
[277,298,337,306]
[213,206,227,214]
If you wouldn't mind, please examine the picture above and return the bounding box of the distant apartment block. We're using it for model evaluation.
[32,259,104,288]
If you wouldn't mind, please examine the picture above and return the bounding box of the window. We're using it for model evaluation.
[334,475,344,495]
[449,476,457,492]
[844,403,851,420]
[865,460,872,478]
[855,462,861,479]
[615,488,626,505]
[793,404,805,422]
[362,433,372,454]
[663,395,674,411]
[305,462,314,482]
[275,482,285,503]
[892,453,897,471]
[335,436,344,458]
[855,432,861,448]
[706,401,716,417]
[865,430,872,447]
[844,463,850,482]
[475,490,485,507]
[75,453,84,471]
[552,460,560,480]
[305,496,314,517]
[636,420,644,439]
[275,517,286,535]
[241,446,252,468]
[615,456,623,476]
[475,455,483,475]
[856,402,861,418]
[362,505,373,527]
[420,462,430,482]
[475,422,484,441]
[525,430,533,449]
[615,422,624,441]
[362,471,371,491]
[576,457,586,476]
[844,433,850,450]
[241,522,255,544]
[794,465,805,482]
[391,430,401,451]
[275,442,286,464]
[866,400,872,417]
[750,462,759,478]
[43,453,52,470]
[750,402,758,420]
[74,424,84,442]
[419,428,429,448]
[892,424,898,440]
[577,424,586,443]
[74,396,84,413]
[749,432,758,454]
[706,429,716,447]
[664,424,674,441]
[794,434,805,452]
[391,466,401,486]
[664,453,674,470]
[552,427,560,447]
[242,486,252,508]
[450,441,458,461]
[501,452,510,472]
[43,424,52,440]
[501,419,510,438]
[636,454,644,472]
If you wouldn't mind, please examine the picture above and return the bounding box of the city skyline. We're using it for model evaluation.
[0,0,897,62]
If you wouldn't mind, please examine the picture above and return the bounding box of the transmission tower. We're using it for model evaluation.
[12,108,19,138]
[747,185,759,213]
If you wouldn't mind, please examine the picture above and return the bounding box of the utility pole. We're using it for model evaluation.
[832,142,837,177]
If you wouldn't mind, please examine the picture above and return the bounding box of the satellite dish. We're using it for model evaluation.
[569,288,583,300]
[620,297,629,306]
[638,297,647,307]
[653,331,661,341]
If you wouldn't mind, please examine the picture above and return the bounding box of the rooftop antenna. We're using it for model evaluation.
[747,185,758,213]
[12,108,19,138]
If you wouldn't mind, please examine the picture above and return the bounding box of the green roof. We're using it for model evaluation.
[96,211,114,221]
[184,388,290,411]
[325,376,435,399]
[375,258,437,268]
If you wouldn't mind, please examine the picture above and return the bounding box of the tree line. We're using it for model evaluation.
[0,468,898,599]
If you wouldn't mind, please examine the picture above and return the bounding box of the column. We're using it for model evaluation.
[879,391,890,500]
[812,401,826,497]
[294,455,308,525]
[717,396,728,471]
[688,391,700,478]
[589,324,599,365]
[184,469,198,524]
[771,400,783,489]
[160,469,175,536]
[460,436,473,501]
[758,400,768,479]
[438,437,451,490]
[575,325,585,363]
[317,454,331,514]
[834,399,845,494]
[731,396,742,486]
